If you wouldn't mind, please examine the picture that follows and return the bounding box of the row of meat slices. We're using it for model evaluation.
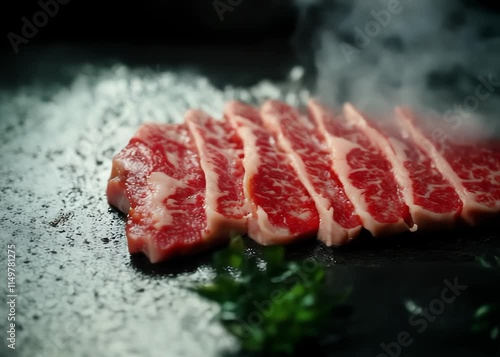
[106,100,500,263]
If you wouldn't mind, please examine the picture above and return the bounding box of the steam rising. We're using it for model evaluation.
[294,0,500,132]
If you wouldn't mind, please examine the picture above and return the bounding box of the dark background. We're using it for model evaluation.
[0,0,300,90]
[2,0,500,50]
[3,0,500,89]
[1,1,500,357]
[1,0,297,48]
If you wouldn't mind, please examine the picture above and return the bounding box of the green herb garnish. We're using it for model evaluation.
[193,236,352,355]
[471,255,500,351]
[472,304,500,345]
[475,255,500,269]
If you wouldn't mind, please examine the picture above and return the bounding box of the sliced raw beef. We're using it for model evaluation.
[224,101,320,244]
[343,104,463,230]
[185,109,248,235]
[396,108,500,224]
[107,99,500,263]
[260,100,362,245]
[107,123,221,263]
[308,99,413,237]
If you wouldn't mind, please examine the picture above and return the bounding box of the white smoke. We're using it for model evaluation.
[293,0,500,132]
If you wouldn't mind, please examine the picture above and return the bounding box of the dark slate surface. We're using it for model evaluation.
[0,46,499,357]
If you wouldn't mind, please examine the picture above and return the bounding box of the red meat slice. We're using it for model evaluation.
[224,101,320,244]
[260,100,362,245]
[185,109,248,236]
[343,104,463,230]
[308,99,413,237]
[106,123,221,263]
[396,107,500,224]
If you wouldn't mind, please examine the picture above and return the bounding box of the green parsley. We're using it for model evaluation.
[475,255,500,269]
[470,255,500,351]
[193,236,352,355]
